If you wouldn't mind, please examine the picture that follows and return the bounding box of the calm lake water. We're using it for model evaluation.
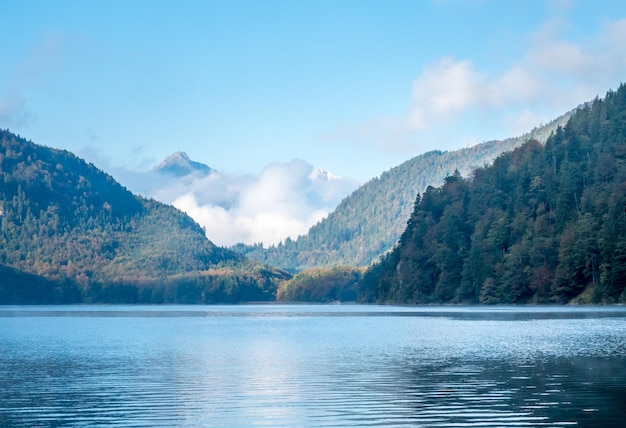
[1,305,625,427]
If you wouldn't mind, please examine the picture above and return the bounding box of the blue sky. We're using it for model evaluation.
[2,0,626,246]
[3,0,626,182]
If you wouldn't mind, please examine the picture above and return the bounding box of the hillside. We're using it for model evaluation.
[360,84,626,304]
[233,111,572,271]
[276,266,365,302]
[0,131,289,304]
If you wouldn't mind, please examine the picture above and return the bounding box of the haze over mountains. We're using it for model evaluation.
[140,155,359,247]
[124,105,573,272]
[109,104,576,274]
[91,96,577,276]
[233,109,575,271]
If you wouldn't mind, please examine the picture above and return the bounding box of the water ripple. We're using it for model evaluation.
[1,305,626,426]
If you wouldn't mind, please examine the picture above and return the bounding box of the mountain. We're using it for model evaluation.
[0,131,289,304]
[153,151,215,177]
[233,110,573,271]
[359,84,626,305]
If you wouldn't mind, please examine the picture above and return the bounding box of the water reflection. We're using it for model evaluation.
[0,306,625,427]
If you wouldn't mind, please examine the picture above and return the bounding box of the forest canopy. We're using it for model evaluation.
[359,84,626,305]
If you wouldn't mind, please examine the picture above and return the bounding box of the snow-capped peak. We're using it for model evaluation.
[153,151,215,177]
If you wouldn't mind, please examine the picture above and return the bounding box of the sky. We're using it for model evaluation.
[2,0,626,246]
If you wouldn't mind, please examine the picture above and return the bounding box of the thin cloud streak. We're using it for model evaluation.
[0,32,65,129]
[0,92,31,128]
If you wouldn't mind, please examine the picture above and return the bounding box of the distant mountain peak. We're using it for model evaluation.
[310,167,341,181]
[153,151,215,177]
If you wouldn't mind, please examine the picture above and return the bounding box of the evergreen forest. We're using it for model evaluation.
[359,84,626,304]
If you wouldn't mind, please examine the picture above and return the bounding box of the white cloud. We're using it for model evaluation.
[409,57,484,129]
[115,158,359,247]
[529,39,591,76]
[407,57,547,132]
[173,192,329,248]
[328,15,626,152]
[80,148,358,247]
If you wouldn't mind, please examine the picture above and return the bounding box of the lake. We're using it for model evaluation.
[1,305,625,427]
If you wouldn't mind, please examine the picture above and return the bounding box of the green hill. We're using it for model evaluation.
[360,84,626,304]
[233,111,572,271]
[0,130,289,304]
[276,266,365,302]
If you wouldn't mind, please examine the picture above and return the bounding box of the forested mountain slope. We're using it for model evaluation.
[234,112,572,271]
[0,131,289,303]
[360,84,626,304]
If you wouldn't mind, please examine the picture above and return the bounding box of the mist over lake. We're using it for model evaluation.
[1,305,625,427]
